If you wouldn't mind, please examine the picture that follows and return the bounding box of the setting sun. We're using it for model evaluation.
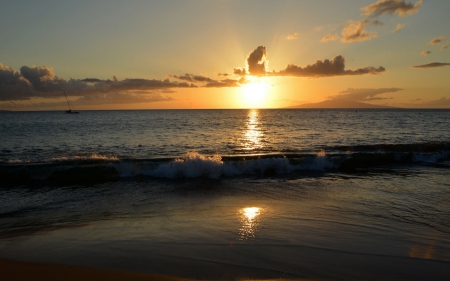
[241,79,269,108]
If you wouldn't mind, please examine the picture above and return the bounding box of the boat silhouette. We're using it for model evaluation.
[63,90,79,114]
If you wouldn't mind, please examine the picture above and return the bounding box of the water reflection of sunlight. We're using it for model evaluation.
[243,109,264,151]
[239,207,261,240]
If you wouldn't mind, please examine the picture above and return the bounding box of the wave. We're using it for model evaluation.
[1,142,449,186]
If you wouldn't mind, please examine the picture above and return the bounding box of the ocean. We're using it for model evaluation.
[1,109,450,280]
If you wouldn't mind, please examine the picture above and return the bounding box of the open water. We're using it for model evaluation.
[1,109,449,280]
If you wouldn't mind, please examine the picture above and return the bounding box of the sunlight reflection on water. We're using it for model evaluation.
[242,109,264,151]
[239,207,261,240]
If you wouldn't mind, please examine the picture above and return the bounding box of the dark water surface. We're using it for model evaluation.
[1,109,449,280]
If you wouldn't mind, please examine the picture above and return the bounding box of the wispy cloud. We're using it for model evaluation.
[341,0,421,43]
[392,23,406,33]
[429,36,448,45]
[341,21,377,43]
[440,45,450,51]
[412,62,450,69]
[321,33,339,42]
[327,87,403,101]
[362,0,423,17]
[286,32,299,40]
[421,51,431,56]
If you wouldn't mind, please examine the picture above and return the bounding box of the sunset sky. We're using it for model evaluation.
[1,0,449,110]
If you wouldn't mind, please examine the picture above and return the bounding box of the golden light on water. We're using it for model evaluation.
[242,109,264,151]
[239,207,262,240]
[243,207,260,220]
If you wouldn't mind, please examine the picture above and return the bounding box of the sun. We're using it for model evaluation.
[241,79,269,108]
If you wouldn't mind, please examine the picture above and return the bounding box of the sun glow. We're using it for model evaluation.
[241,79,269,108]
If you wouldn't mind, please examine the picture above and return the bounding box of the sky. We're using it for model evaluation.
[1,0,449,110]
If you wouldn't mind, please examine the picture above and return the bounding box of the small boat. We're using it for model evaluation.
[63,90,79,114]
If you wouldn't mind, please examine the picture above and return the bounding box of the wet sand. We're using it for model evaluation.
[0,259,193,281]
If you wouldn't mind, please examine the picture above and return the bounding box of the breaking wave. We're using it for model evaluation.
[1,142,449,187]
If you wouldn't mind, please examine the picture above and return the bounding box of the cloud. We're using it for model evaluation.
[272,55,385,77]
[421,51,431,56]
[426,97,450,106]
[0,63,196,101]
[233,46,268,76]
[440,45,450,51]
[412,62,450,69]
[321,33,339,42]
[340,1,421,43]
[341,21,378,43]
[170,74,215,83]
[392,23,406,33]
[429,36,448,45]
[327,87,403,101]
[286,33,299,40]
[73,92,173,105]
[247,46,268,76]
[315,26,323,31]
[362,0,423,17]
[218,73,231,77]
[204,78,243,88]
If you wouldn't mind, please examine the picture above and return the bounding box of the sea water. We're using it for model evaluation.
[0,109,449,280]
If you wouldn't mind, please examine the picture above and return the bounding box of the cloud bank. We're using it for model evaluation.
[232,46,385,78]
[273,55,385,77]
[0,63,195,102]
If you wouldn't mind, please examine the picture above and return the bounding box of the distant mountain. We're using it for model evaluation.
[288,99,396,109]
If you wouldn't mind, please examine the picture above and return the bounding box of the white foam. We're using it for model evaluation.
[146,152,234,179]
[52,154,119,162]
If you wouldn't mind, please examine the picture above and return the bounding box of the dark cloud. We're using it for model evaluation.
[412,62,450,69]
[362,0,423,17]
[170,74,215,83]
[218,73,231,77]
[328,87,403,101]
[247,46,268,75]
[429,36,448,45]
[421,51,431,56]
[272,55,385,77]
[234,46,268,76]
[0,63,33,101]
[0,63,196,101]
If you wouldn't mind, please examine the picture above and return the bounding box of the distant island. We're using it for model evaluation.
[288,99,396,109]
